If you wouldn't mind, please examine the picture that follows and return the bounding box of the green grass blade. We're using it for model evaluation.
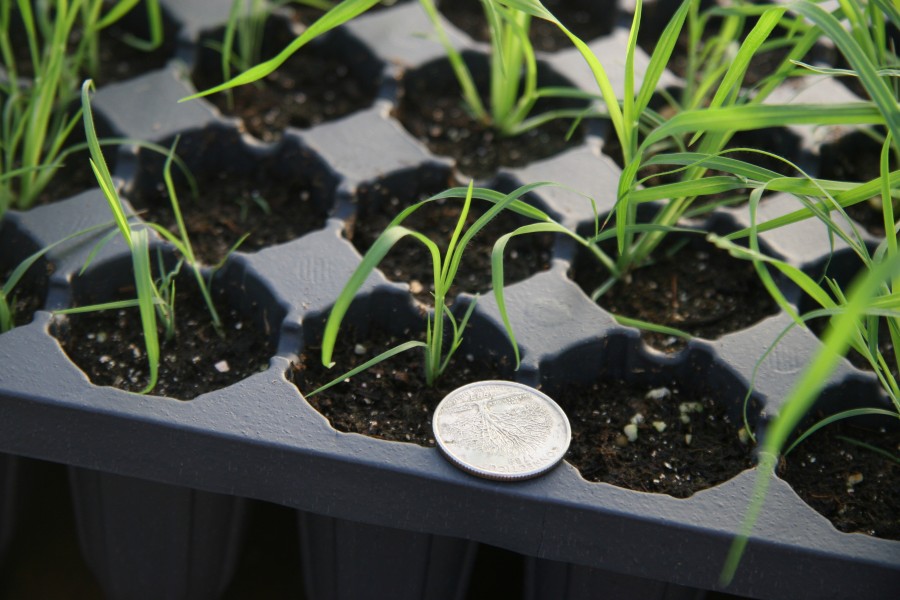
[320,225,441,367]
[130,228,161,394]
[613,315,692,340]
[307,340,428,396]
[790,1,900,146]
[500,0,626,159]
[689,6,785,146]
[721,253,900,584]
[784,408,899,456]
[643,103,884,150]
[635,0,690,121]
[491,221,574,368]
[181,0,381,101]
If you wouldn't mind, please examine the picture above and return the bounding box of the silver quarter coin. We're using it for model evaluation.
[433,381,571,481]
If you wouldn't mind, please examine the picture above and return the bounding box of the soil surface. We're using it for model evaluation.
[53,275,274,400]
[291,323,511,447]
[553,377,754,497]
[438,0,617,53]
[347,177,554,304]
[571,233,780,352]
[127,131,334,265]
[192,19,378,142]
[394,55,587,179]
[779,417,900,540]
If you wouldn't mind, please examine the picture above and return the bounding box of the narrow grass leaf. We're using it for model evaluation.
[308,340,428,396]
[181,0,381,101]
[721,254,900,584]
[321,225,441,367]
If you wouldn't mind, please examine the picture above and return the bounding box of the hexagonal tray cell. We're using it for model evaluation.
[818,127,897,238]
[393,51,590,179]
[0,219,50,331]
[438,0,619,53]
[290,287,517,447]
[2,2,179,86]
[191,15,383,142]
[125,125,339,265]
[51,249,283,400]
[774,379,899,541]
[539,332,759,498]
[343,165,555,304]
[567,217,780,353]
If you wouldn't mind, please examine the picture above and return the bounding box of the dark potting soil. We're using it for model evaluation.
[192,20,378,142]
[127,138,333,265]
[779,417,900,540]
[394,56,587,180]
[53,276,274,400]
[438,0,616,53]
[571,234,780,352]
[291,324,511,447]
[346,178,554,304]
[554,377,754,498]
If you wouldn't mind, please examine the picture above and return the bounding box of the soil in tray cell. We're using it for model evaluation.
[127,128,336,265]
[780,417,900,541]
[570,232,779,352]
[54,273,275,400]
[555,377,755,498]
[292,323,512,447]
[192,18,380,142]
[394,52,588,179]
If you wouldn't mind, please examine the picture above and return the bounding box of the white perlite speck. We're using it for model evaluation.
[214,360,230,373]
[645,387,671,401]
[624,423,639,443]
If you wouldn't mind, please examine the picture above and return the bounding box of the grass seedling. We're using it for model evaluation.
[496,1,888,296]
[310,180,577,393]
[55,80,225,394]
[417,0,586,136]
[0,0,164,216]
